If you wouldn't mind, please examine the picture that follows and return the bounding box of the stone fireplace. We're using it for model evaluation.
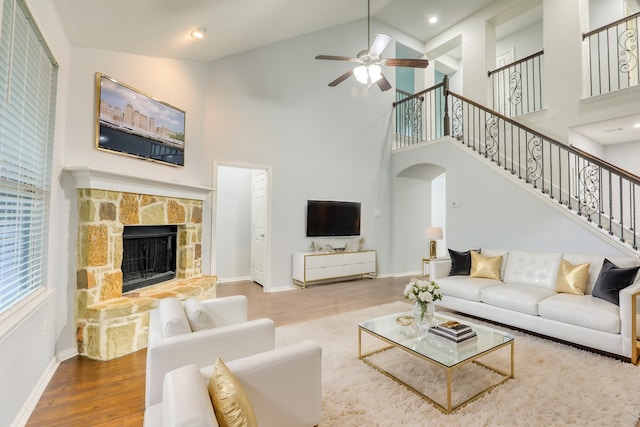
[68,167,216,361]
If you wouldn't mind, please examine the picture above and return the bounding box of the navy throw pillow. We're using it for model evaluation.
[592,258,639,305]
[448,249,479,276]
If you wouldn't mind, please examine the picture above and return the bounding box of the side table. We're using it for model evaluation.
[421,258,432,277]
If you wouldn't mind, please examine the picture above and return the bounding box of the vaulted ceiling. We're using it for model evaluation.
[51,0,497,62]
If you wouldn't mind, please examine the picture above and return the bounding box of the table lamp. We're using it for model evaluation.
[426,227,443,259]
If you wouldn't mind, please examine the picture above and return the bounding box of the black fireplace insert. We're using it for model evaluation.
[121,225,177,293]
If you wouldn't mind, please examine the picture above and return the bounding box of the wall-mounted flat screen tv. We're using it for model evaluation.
[95,73,185,167]
[306,200,361,237]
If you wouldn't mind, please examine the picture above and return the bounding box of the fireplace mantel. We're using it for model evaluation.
[65,166,213,200]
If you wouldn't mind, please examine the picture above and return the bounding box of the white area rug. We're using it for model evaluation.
[275,302,640,426]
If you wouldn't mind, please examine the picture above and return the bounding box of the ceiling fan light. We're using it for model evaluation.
[354,65,369,84]
[369,64,382,83]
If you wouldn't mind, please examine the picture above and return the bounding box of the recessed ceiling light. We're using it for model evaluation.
[428,16,438,24]
[634,122,640,128]
[191,28,206,39]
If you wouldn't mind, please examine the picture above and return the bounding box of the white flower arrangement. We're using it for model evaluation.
[403,278,443,320]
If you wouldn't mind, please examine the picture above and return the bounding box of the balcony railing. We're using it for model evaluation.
[393,80,448,150]
[488,50,544,117]
[393,84,640,252]
[583,11,640,96]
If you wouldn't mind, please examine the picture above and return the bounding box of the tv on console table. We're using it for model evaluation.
[292,250,376,289]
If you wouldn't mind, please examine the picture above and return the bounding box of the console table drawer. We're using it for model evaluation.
[292,250,377,288]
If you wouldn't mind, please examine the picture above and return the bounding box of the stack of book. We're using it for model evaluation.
[428,320,477,343]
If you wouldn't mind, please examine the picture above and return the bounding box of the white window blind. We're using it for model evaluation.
[0,0,57,314]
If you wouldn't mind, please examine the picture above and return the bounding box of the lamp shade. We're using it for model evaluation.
[368,64,382,83]
[426,227,443,240]
[354,65,368,84]
[354,64,382,85]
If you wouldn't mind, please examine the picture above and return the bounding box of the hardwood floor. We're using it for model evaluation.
[26,276,409,427]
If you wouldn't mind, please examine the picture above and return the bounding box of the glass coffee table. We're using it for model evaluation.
[358,311,514,414]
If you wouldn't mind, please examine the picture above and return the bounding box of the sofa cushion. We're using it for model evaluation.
[185,298,216,331]
[158,297,192,338]
[470,251,502,280]
[162,364,219,427]
[436,275,503,301]
[592,258,640,306]
[555,259,590,295]
[481,284,556,315]
[208,358,257,427]
[448,249,478,276]
[538,293,621,334]
[481,249,509,279]
[502,250,562,290]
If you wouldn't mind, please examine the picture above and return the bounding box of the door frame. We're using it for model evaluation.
[212,161,273,292]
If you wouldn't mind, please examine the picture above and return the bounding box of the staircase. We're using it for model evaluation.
[393,77,640,256]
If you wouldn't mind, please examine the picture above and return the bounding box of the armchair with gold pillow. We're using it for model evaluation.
[143,340,322,427]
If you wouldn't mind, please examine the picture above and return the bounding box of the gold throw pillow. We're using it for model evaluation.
[555,259,590,295]
[470,251,503,280]
[208,358,258,427]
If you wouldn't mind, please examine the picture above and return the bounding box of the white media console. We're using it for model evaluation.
[292,250,377,288]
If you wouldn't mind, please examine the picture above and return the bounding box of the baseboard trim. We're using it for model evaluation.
[11,356,59,427]
[270,285,298,292]
[57,346,78,362]
[391,271,422,278]
[217,276,252,284]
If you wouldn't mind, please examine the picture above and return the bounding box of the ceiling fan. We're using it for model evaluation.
[315,0,429,91]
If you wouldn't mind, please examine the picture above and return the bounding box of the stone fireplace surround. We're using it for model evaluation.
[66,167,216,361]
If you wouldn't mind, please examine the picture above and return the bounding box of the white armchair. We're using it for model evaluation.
[143,340,323,427]
[145,295,276,408]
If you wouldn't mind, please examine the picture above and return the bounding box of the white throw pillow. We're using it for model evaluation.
[184,298,216,331]
[158,297,192,337]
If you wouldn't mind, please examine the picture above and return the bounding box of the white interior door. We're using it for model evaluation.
[251,170,267,285]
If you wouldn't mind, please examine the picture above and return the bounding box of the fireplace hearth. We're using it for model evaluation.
[122,225,177,293]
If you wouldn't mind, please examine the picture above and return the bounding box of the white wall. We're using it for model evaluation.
[391,176,432,274]
[215,166,253,281]
[392,138,633,258]
[431,174,447,257]
[589,0,625,29]
[604,140,640,175]
[205,19,424,288]
[496,21,543,59]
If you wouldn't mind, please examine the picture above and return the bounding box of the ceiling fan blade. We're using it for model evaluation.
[376,74,392,91]
[384,58,430,68]
[328,69,354,87]
[368,33,392,58]
[316,55,359,62]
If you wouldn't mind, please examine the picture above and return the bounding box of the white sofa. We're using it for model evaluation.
[430,249,640,360]
[143,340,323,427]
[145,295,276,408]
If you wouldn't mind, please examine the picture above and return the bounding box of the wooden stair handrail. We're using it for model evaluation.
[583,11,640,39]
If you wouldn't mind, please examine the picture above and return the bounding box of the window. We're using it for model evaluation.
[0,0,57,314]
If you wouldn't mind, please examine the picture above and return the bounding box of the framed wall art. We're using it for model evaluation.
[95,73,186,167]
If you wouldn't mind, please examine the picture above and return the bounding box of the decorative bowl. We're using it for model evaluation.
[395,315,414,327]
